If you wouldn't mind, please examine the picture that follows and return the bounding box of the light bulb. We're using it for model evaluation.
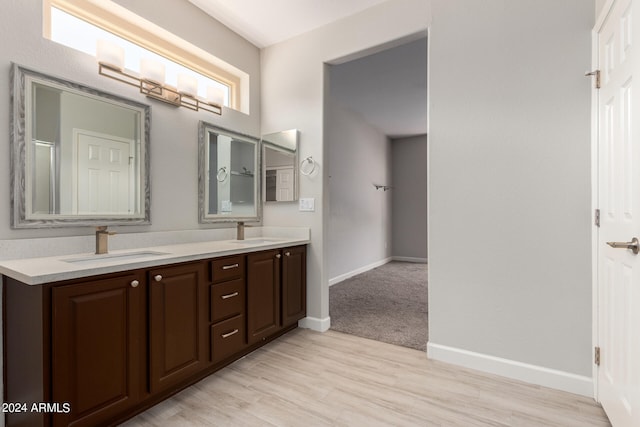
[140,58,165,84]
[207,86,225,106]
[96,39,124,70]
[177,73,198,96]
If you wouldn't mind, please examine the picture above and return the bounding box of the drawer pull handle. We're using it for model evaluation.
[154,275,162,282]
[221,329,239,339]
[221,291,239,300]
[222,263,239,270]
[130,280,139,288]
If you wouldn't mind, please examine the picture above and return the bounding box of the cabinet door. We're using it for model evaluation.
[282,246,307,327]
[149,262,208,393]
[247,250,281,345]
[52,273,144,427]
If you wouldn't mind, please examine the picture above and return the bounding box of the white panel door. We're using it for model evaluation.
[74,130,133,215]
[597,0,640,425]
[276,167,294,201]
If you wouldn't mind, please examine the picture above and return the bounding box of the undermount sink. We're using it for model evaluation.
[63,251,170,265]
[231,239,280,245]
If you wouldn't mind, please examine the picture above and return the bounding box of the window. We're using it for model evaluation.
[44,0,248,113]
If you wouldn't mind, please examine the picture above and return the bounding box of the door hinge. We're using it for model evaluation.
[595,346,601,366]
[585,70,601,89]
[595,209,600,227]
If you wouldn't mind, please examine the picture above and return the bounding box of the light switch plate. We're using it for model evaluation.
[299,198,315,212]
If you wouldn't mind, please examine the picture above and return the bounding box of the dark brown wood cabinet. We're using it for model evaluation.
[3,245,306,426]
[282,246,307,327]
[51,273,146,427]
[148,262,208,394]
[247,249,281,345]
[247,246,307,343]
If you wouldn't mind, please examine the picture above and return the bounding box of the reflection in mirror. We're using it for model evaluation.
[262,130,299,203]
[10,64,150,228]
[199,122,260,222]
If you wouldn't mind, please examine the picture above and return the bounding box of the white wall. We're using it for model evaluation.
[0,0,260,241]
[392,135,428,261]
[260,0,431,329]
[327,101,392,282]
[428,0,594,379]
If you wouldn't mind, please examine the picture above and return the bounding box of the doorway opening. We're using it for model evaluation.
[325,35,428,350]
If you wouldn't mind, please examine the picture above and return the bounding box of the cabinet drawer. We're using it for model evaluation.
[211,256,245,283]
[211,315,245,363]
[210,279,245,323]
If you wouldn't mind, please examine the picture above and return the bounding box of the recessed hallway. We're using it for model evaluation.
[330,261,428,351]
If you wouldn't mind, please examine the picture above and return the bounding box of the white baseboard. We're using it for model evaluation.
[328,257,392,286]
[427,342,593,397]
[392,256,427,263]
[298,316,331,332]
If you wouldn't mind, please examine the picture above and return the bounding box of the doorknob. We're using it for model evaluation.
[607,237,640,254]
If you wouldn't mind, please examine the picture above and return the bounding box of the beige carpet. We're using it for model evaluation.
[329,261,428,351]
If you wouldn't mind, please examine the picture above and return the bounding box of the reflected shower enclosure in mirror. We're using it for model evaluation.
[198,122,260,223]
[10,64,150,228]
[262,129,299,203]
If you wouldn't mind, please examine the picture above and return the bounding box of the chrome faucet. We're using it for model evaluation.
[95,226,116,254]
[236,222,245,240]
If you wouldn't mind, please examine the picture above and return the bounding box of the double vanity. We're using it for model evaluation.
[1,230,308,426]
[4,63,310,426]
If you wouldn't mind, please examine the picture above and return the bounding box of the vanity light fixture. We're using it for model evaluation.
[96,40,222,115]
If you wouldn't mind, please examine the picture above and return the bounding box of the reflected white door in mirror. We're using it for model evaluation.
[262,129,299,203]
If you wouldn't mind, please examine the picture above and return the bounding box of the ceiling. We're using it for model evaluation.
[188,0,389,48]
[330,37,427,138]
[189,0,427,138]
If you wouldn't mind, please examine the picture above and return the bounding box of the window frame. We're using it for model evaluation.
[44,0,245,112]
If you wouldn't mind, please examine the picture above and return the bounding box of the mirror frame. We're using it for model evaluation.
[198,121,261,223]
[261,129,300,203]
[10,63,151,228]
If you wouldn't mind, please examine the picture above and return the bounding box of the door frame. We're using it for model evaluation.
[591,0,617,402]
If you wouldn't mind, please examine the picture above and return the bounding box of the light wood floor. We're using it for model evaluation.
[123,329,611,426]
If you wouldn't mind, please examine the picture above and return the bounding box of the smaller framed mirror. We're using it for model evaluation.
[198,122,261,223]
[262,129,299,203]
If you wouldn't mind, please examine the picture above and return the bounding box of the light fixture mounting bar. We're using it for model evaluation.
[98,63,222,115]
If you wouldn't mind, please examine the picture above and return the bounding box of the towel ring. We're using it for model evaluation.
[216,166,228,182]
[300,156,316,176]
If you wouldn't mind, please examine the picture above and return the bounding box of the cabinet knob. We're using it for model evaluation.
[154,275,163,282]
[130,280,139,288]
[275,254,281,259]
[285,252,291,257]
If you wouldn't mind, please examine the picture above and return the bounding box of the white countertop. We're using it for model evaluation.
[0,236,309,286]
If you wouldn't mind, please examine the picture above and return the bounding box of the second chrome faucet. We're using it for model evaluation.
[95,226,117,254]
[236,222,245,240]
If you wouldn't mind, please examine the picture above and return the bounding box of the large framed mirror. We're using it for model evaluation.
[198,122,261,223]
[262,129,299,203]
[10,64,150,228]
